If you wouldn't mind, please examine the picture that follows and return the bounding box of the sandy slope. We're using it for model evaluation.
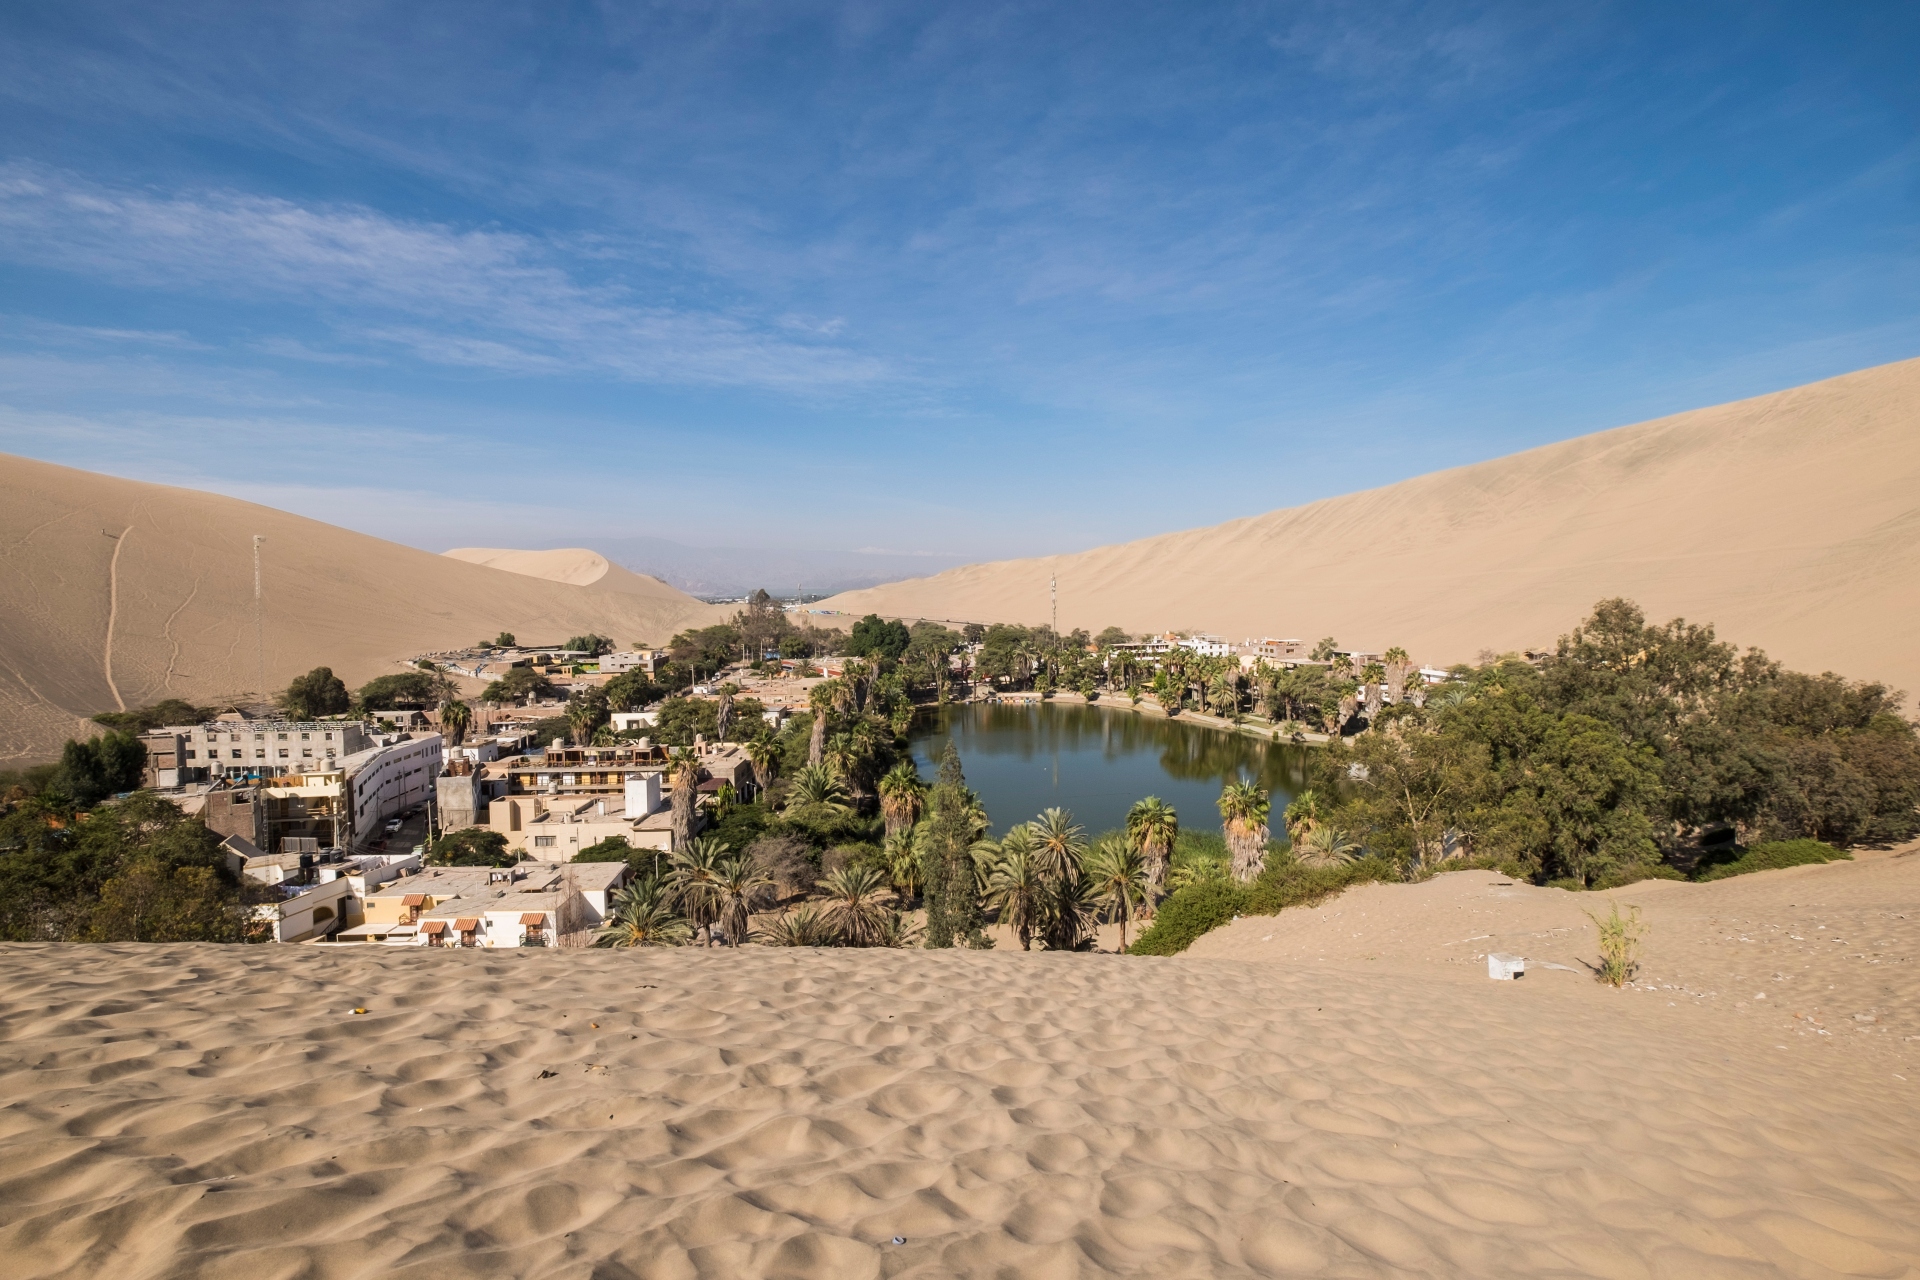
[0,456,723,763]
[445,548,613,589]
[821,357,1920,694]
[3,853,1916,1279]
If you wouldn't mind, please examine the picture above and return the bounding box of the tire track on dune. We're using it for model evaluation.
[102,526,132,712]
[160,574,202,694]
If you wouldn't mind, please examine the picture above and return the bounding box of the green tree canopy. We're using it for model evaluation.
[847,614,911,662]
[283,667,351,719]
[90,698,215,734]
[358,671,444,710]
[428,829,515,866]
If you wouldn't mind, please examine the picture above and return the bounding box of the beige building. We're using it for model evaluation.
[335,861,625,947]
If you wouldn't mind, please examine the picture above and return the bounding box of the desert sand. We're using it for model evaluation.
[0,456,723,763]
[3,852,1915,1278]
[820,357,1920,696]
[444,548,620,589]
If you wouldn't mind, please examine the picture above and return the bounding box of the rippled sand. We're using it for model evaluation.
[4,854,1917,1278]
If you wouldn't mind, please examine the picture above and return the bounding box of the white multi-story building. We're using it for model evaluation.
[178,719,373,780]
[339,735,443,846]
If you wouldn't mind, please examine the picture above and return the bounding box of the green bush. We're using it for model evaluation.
[429,829,514,867]
[1592,863,1686,889]
[1695,838,1849,882]
[1242,855,1396,916]
[1128,879,1248,956]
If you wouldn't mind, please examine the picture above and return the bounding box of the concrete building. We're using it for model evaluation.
[340,736,443,847]
[178,717,373,781]
[600,649,668,676]
[336,861,624,947]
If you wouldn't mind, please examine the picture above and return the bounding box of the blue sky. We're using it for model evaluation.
[1,1,1915,575]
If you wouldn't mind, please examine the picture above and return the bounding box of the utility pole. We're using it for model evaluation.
[253,535,267,708]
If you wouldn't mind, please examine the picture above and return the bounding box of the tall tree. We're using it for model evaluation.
[667,748,702,848]
[1218,781,1272,882]
[284,667,350,719]
[919,743,987,948]
[981,824,1043,950]
[878,761,927,838]
[439,698,472,746]
[1126,796,1179,913]
[1081,836,1148,951]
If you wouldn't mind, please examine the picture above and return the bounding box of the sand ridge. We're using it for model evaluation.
[0,457,725,762]
[444,548,614,589]
[3,852,1917,1278]
[820,356,1920,695]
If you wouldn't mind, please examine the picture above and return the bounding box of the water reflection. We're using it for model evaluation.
[908,702,1310,836]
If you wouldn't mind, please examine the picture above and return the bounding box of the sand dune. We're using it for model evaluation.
[0,456,723,763]
[446,547,617,589]
[822,357,1920,694]
[2,851,1915,1278]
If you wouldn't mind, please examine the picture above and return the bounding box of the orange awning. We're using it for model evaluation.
[421,920,447,934]
[401,893,426,906]
[519,913,548,926]
[453,918,479,931]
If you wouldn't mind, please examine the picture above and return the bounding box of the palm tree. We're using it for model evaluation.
[566,697,602,747]
[594,875,691,947]
[667,835,730,944]
[667,747,702,848]
[1218,781,1272,882]
[742,735,778,794]
[1296,824,1360,867]
[1080,836,1148,950]
[878,761,927,838]
[758,904,832,947]
[439,698,472,747]
[1207,672,1239,719]
[1126,796,1179,912]
[883,828,922,898]
[715,691,734,742]
[1030,807,1087,879]
[982,824,1044,950]
[806,681,836,765]
[786,762,851,813]
[1283,789,1323,844]
[871,910,923,948]
[711,852,771,946]
[818,864,894,947]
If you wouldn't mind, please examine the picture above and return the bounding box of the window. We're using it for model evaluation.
[185,749,197,759]
[231,749,243,759]
[302,748,313,757]
[278,749,290,758]
[324,732,333,740]
[533,835,557,848]
[301,733,310,741]
[277,733,288,740]
[254,750,266,759]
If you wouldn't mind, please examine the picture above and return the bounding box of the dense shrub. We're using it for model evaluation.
[1695,838,1850,882]
[1127,879,1248,955]
[0,791,256,941]
[429,829,514,866]
[1242,855,1397,915]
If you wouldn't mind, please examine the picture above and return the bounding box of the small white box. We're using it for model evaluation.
[1487,952,1526,980]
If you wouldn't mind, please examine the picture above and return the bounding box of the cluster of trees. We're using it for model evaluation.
[0,786,261,942]
[594,834,922,949]
[1305,600,1920,888]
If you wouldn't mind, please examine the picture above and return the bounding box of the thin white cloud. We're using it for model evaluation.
[0,162,888,392]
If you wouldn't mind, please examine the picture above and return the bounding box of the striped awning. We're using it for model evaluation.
[519,913,548,926]
[401,893,426,906]
[420,920,446,934]
[454,918,479,931]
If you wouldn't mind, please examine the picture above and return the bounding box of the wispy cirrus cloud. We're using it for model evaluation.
[0,162,888,392]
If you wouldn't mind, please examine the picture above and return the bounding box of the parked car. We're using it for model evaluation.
[383,817,404,835]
